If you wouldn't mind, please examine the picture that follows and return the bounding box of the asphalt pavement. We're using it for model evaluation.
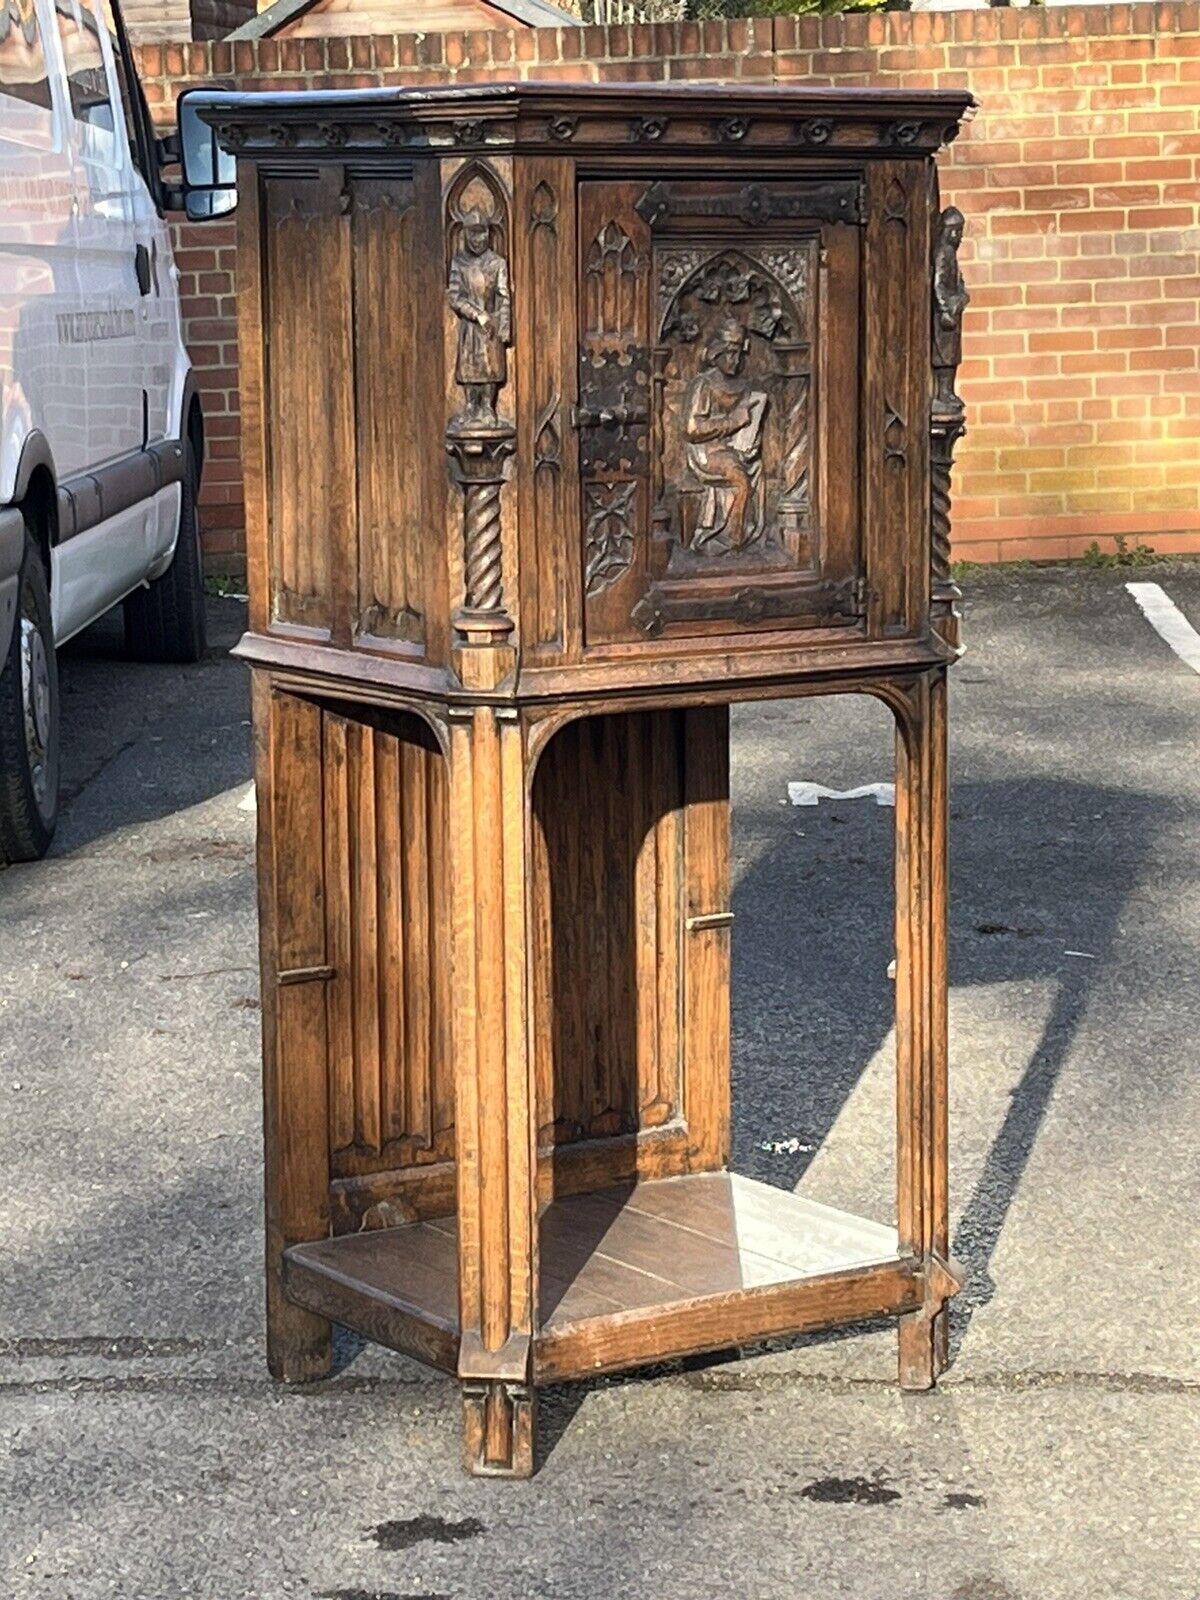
[1,566,1198,1600]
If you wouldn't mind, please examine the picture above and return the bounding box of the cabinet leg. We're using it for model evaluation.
[462,1381,536,1479]
[898,1300,948,1392]
[266,1294,332,1385]
[254,677,334,1386]
[449,706,539,1476]
[893,668,961,1392]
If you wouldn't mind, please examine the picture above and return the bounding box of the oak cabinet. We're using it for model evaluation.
[207,82,973,1477]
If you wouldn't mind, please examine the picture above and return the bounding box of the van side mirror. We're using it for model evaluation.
[177,90,236,220]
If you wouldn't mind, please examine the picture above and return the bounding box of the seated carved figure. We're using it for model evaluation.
[683,317,769,552]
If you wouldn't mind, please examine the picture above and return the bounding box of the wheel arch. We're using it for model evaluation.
[10,433,58,576]
[182,374,205,488]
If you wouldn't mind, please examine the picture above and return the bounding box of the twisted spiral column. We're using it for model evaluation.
[446,424,516,651]
[930,407,966,653]
[930,437,954,591]
[462,476,504,613]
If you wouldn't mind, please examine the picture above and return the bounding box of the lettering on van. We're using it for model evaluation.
[56,306,136,344]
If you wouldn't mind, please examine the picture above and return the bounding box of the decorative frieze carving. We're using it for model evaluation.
[194,88,971,160]
[714,116,751,143]
[796,117,833,146]
[631,115,669,143]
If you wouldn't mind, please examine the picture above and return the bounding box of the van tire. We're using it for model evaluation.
[0,527,60,863]
[124,442,206,664]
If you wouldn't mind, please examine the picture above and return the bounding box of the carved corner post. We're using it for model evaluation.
[444,160,519,692]
[893,669,962,1389]
[448,704,538,1476]
[930,205,968,654]
[254,676,334,1384]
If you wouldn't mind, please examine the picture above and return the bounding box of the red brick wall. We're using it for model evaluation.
[190,0,258,42]
[135,3,1200,573]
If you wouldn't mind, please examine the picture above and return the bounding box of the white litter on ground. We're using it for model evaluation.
[238,783,257,814]
[1126,581,1200,676]
[787,781,895,808]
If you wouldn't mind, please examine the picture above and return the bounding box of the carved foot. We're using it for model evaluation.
[462,1380,536,1478]
[898,1254,962,1392]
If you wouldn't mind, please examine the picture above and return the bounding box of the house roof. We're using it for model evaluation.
[229,0,581,40]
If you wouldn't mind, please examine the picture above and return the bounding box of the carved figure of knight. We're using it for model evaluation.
[683,317,769,552]
[447,208,512,428]
[932,205,968,412]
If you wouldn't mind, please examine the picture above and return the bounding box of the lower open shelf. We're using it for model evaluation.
[284,1171,922,1384]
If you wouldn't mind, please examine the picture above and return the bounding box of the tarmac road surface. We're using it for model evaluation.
[2,566,1198,1600]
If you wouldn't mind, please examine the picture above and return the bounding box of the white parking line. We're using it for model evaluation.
[1126,581,1200,676]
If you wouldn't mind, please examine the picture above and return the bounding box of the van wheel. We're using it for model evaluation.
[124,442,207,664]
[0,527,59,862]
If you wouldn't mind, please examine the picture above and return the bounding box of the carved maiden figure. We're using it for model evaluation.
[447,207,512,428]
[683,317,769,552]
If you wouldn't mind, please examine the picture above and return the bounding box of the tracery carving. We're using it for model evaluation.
[534,393,562,477]
[883,177,908,230]
[585,221,644,337]
[528,179,558,235]
[884,401,907,469]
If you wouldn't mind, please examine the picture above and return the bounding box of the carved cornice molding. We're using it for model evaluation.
[195,86,976,163]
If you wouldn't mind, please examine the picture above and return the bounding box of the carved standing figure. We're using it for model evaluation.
[683,317,769,552]
[447,208,512,428]
[932,205,968,411]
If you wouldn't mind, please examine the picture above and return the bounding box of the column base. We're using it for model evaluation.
[462,1380,536,1478]
[898,1253,961,1391]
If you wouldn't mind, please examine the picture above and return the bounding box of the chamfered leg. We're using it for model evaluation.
[893,667,962,1390]
[254,673,334,1383]
[447,705,538,1476]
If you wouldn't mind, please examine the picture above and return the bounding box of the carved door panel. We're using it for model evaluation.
[578,178,864,646]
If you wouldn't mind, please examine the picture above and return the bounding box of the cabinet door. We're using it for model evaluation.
[577,177,864,647]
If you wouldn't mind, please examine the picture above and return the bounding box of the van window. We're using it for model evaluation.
[0,0,54,147]
[55,0,118,158]
[105,10,144,180]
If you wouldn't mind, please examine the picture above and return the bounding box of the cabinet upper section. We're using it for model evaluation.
[207,84,975,704]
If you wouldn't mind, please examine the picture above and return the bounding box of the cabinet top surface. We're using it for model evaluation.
[194,81,976,158]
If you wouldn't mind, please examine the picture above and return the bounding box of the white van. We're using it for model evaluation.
[0,0,211,861]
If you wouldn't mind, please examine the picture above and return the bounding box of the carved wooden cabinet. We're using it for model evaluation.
[205,82,974,1477]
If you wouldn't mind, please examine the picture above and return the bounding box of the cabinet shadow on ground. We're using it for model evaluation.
[535,764,1160,1463]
